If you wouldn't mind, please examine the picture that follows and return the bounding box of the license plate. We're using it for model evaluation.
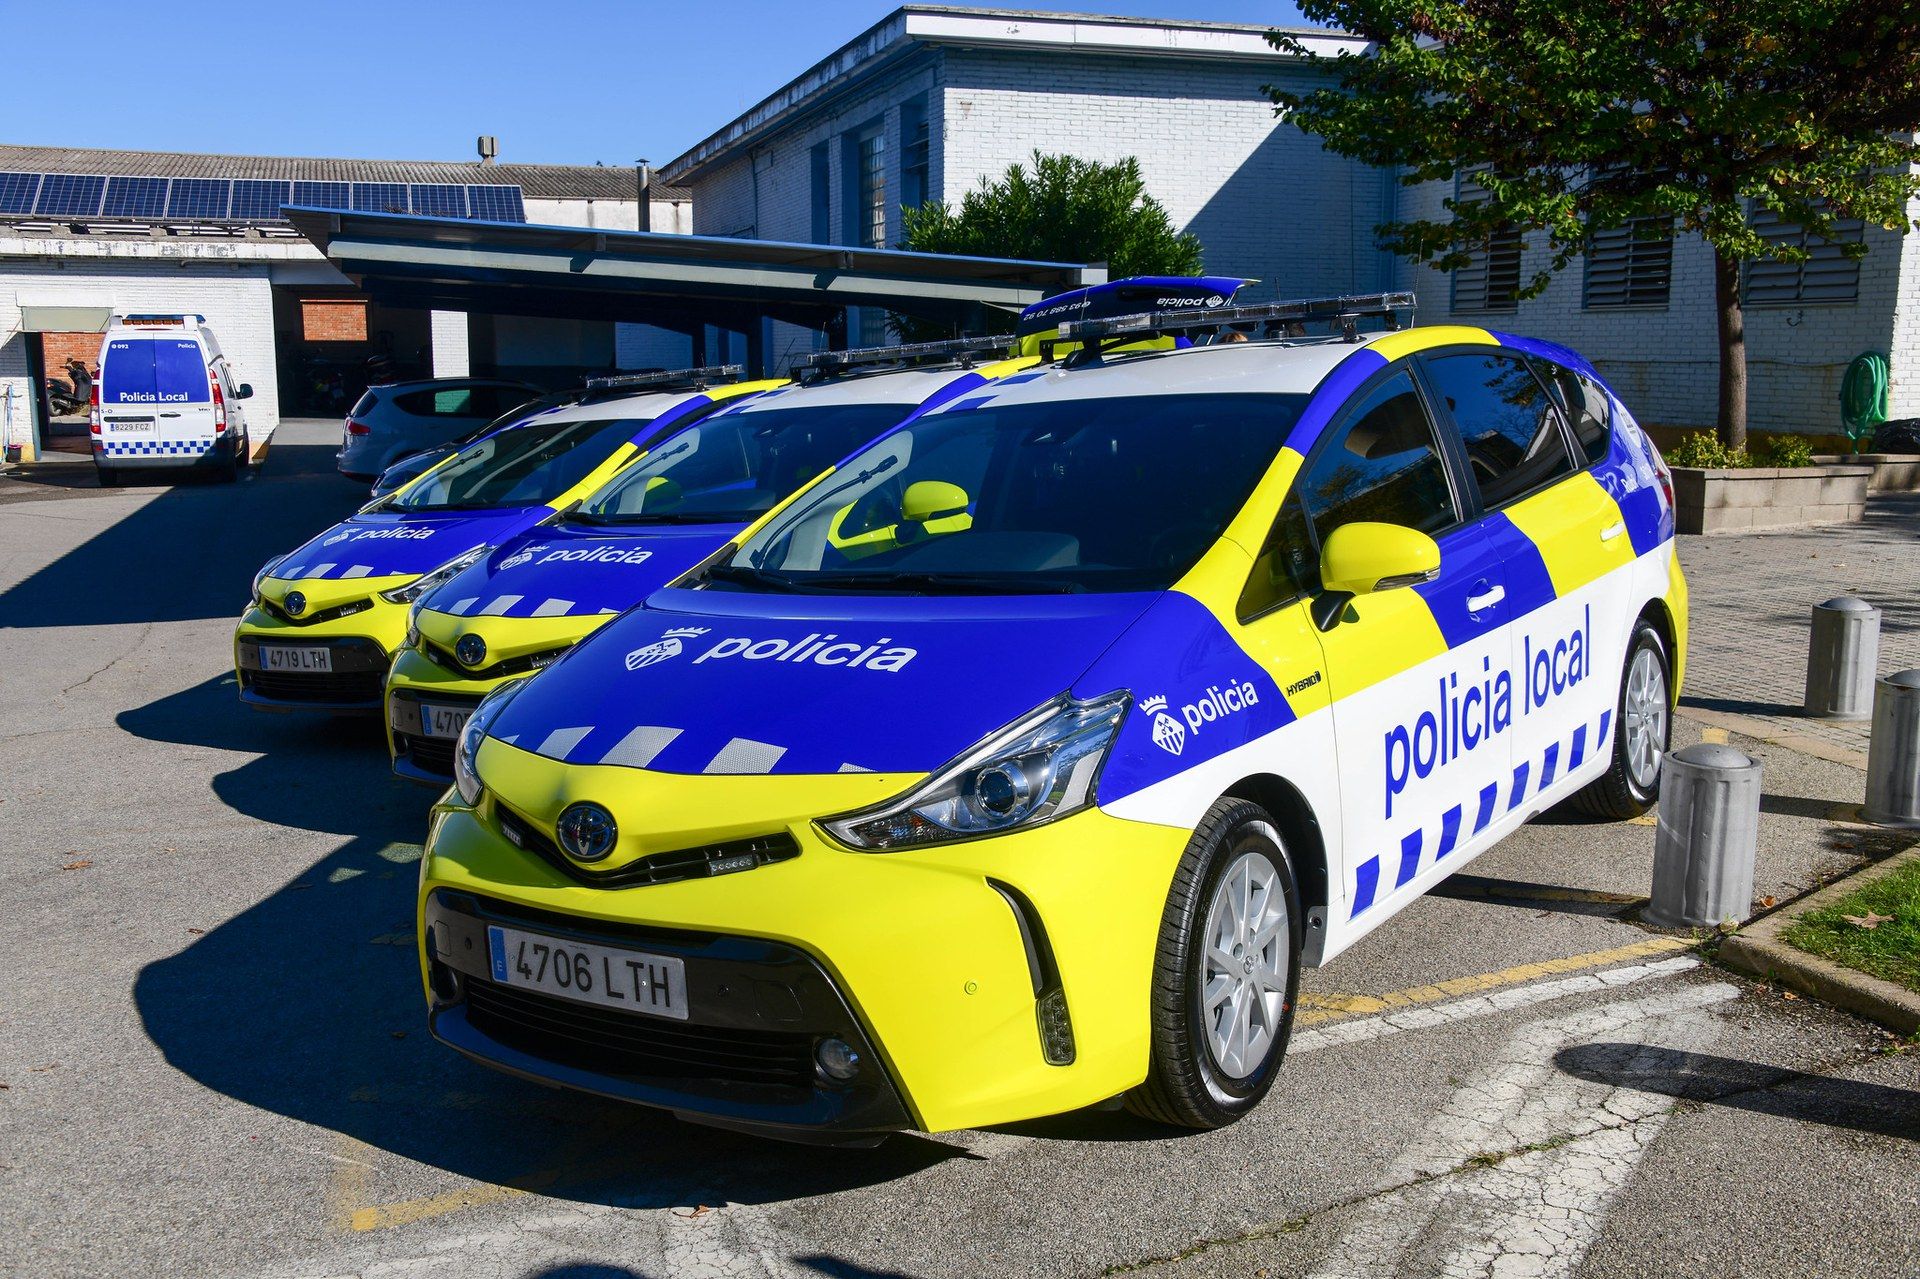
[486,925,688,1020]
[394,700,471,739]
[259,644,332,673]
[107,419,155,434]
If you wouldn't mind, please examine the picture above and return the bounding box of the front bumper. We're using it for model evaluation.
[234,597,408,713]
[418,756,1190,1135]
[385,641,573,783]
[423,890,912,1137]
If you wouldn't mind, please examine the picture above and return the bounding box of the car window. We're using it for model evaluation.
[1531,358,1613,465]
[1423,351,1576,509]
[724,392,1309,594]
[580,403,911,525]
[393,386,485,418]
[1296,369,1458,554]
[390,416,651,510]
[1237,494,1316,619]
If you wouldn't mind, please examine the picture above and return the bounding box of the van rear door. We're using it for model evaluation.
[100,336,214,457]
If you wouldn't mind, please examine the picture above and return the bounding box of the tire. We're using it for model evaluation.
[1572,617,1671,820]
[1126,798,1302,1129]
[96,466,121,488]
[219,436,243,482]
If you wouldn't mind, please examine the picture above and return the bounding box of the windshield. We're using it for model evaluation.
[716,392,1308,594]
[575,402,912,526]
[389,416,648,511]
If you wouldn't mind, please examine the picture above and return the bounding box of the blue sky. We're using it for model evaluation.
[10,2,1307,168]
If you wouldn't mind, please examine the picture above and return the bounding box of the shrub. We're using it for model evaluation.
[1757,434,1816,468]
[1667,432,1750,469]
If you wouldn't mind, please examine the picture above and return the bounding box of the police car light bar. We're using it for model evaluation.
[794,334,1018,379]
[584,364,745,392]
[1059,291,1418,344]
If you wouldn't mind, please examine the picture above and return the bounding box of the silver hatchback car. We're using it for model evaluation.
[335,378,541,482]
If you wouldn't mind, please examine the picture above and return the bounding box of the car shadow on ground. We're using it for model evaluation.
[0,441,361,629]
[123,675,970,1213]
[1555,1043,1920,1141]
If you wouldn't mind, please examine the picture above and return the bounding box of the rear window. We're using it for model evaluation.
[349,390,378,417]
[102,338,208,405]
[392,385,525,419]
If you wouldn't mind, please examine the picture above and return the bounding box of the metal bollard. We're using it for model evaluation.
[1803,596,1881,719]
[1645,743,1763,930]
[1864,670,1920,828]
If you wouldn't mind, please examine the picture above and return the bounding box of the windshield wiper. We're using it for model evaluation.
[702,563,804,592]
[574,510,739,527]
[784,572,1084,595]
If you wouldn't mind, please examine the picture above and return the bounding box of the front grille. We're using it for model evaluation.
[260,596,374,626]
[422,637,570,679]
[245,667,384,703]
[496,805,801,889]
[396,732,457,777]
[463,977,815,1088]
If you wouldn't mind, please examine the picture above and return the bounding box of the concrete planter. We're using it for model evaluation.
[1810,453,1920,493]
[1670,463,1871,534]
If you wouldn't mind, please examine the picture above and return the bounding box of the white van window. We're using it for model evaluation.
[102,338,208,406]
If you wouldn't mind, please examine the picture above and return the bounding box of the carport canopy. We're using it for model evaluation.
[286,207,1102,350]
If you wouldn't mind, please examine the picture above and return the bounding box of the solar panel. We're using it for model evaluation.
[0,172,41,214]
[465,185,526,222]
[35,173,107,217]
[351,182,409,213]
[291,180,350,209]
[409,183,467,218]
[102,176,169,219]
[166,178,231,220]
[230,179,292,221]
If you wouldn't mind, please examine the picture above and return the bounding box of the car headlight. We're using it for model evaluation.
[250,553,287,604]
[379,546,486,605]
[404,598,424,649]
[453,678,527,806]
[821,692,1130,850]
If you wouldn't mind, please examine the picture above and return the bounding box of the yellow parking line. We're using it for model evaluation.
[350,1178,546,1232]
[1296,935,1693,1027]
[1701,727,1730,744]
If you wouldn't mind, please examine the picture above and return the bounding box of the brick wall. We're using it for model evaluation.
[40,331,100,378]
[1401,176,1915,434]
[301,298,368,343]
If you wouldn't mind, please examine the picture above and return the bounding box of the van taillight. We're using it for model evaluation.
[89,383,100,435]
[210,371,228,434]
[346,419,371,436]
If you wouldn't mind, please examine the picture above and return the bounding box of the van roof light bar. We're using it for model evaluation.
[1059,291,1417,347]
[585,363,744,392]
[794,334,1018,380]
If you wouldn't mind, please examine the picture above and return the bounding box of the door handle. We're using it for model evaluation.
[1599,520,1626,541]
[1466,582,1505,614]
[159,411,182,418]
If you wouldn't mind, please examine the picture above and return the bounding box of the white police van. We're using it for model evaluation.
[92,314,255,485]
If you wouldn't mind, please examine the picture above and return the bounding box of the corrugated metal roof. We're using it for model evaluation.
[0,144,688,202]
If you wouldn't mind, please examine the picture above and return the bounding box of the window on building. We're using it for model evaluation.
[900,97,931,211]
[1450,168,1521,313]
[1583,216,1674,308]
[858,127,887,249]
[810,142,831,244]
[1744,202,1865,306]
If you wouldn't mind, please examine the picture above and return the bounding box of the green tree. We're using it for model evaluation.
[1269,2,1920,448]
[895,151,1202,338]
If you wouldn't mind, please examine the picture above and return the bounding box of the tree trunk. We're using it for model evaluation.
[1713,251,1748,452]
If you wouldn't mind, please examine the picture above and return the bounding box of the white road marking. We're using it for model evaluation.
[1292,956,1700,1054]
[1307,982,1738,1279]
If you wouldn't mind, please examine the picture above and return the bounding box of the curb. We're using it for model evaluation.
[1718,842,1920,1037]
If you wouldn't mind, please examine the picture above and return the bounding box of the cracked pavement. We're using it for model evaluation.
[2,422,1917,1279]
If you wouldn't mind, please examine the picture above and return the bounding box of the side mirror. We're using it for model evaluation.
[237,383,255,400]
[901,480,969,523]
[1314,522,1440,630]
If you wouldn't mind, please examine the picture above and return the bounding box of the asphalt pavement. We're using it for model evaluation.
[1,421,1916,1279]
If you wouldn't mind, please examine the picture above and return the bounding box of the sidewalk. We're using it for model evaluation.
[1676,492,1920,763]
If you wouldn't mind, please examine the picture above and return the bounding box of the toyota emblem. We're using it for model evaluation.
[284,590,307,617]
[555,802,618,862]
[455,633,487,668]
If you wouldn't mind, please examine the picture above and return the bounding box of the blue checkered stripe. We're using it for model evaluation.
[99,437,216,457]
[1350,708,1614,919]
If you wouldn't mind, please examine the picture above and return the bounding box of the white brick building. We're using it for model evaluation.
[666,5,1918,435]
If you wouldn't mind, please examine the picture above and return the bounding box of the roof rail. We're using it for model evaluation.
[584,363,744,392]
[793,334,1020,381]
[1060,291,1417,355]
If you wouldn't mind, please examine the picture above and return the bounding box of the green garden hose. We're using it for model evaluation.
[1840,351,1890,452]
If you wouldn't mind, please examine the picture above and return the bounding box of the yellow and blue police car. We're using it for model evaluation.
[233,366,780,714]
[415,291,1684,1141]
